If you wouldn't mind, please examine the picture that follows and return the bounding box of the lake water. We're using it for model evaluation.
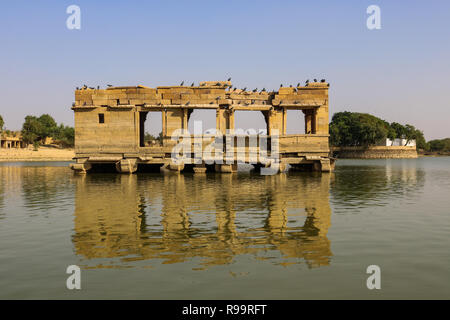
[0,158,449,299]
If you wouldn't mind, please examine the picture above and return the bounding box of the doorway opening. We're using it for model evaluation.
[234,110,268,135]
[188,109,217,134]
[139,111,163,147]
[286,110,306,134]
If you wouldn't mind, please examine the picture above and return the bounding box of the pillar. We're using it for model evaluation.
[216,108,233,134]
[70,162,92,174]
[303,109,317,134]
[182,108,188,131]
[116,158,138,174]
[193,164,207,174]
[214,164,237,173]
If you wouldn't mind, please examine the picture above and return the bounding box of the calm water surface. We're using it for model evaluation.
[0,158,449,299]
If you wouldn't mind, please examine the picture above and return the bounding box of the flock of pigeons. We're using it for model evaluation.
[76,78,329,92]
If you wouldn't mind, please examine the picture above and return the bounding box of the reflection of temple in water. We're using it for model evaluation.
[72,172,333,269]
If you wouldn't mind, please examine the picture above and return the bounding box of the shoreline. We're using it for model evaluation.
[418,152,450,157]
[0,147,75,162]
[0,159,74,162]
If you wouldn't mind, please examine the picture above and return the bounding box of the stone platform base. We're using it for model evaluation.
[71,157,335,174]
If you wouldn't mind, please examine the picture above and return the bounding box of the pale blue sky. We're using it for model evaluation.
[1,1,449,139]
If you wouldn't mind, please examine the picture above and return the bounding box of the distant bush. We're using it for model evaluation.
[428,138,450,152]
[144,132,163,145]
[52,124,74,148]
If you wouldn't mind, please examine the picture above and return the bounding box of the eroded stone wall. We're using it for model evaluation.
[334,146,418,159]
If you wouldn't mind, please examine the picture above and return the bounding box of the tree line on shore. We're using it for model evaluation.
[0,114,74,148]
[427,138,450,153]
[330,111,441,152]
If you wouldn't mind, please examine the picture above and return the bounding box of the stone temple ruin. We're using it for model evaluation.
[69,80,334,174]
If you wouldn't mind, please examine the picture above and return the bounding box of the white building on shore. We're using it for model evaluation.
[384,138,416,147]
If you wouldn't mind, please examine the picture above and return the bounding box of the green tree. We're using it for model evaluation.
[37,114,58,140]
[144,131,163,145]
[53,124,75,147]
[390,122,406,141]
[383,120,397,142]
[410,127,428,150]
[21,114,72,147]
[330,112,387,146]
[330,112,428,149]
[428,138,450,152]
[21,116,41,145]
[144,132,156,142]
[0,115,4,133]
